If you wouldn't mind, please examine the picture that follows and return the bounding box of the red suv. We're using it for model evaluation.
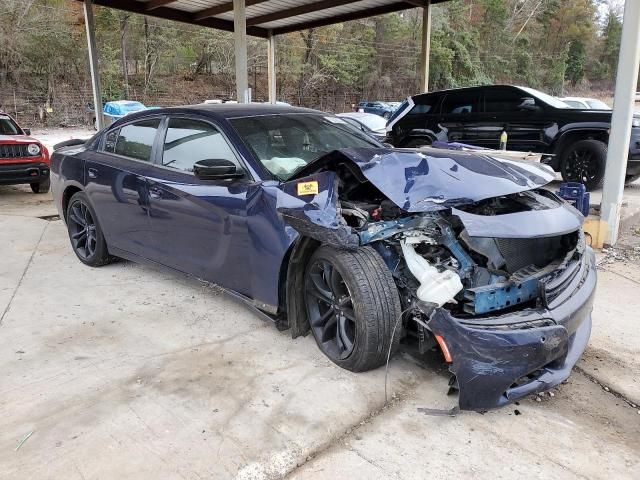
[0,112,50,193]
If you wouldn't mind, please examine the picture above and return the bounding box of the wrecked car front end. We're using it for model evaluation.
[278,148,596,411]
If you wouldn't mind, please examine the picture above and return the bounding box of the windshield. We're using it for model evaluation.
[355,114,387,131]
[519,86,570,109]
[0,115,22,135]
[230,114,379,180]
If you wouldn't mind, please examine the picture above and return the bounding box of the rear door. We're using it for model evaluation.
[482,87,549,152]
[438,90,483,144]
[143,116,254,295]
[84,117,160,258]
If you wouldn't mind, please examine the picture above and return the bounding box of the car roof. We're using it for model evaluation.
[411,84,522,99]
[110,103,325,125]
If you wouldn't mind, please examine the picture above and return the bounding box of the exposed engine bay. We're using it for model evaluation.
[337,186,583,345]
[276,148,594,410]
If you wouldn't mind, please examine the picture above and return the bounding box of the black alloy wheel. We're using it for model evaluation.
[303,245,402,372]
[560,139,606,191]
[66,191,115,267]
[305,258,357,360]
[68,200,97,260]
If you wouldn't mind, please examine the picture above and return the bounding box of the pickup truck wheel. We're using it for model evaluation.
[625,174,640,185]
[30,178,50,194]
[304,245,402,372]
[66,192,115,267]
[560,139,606,191]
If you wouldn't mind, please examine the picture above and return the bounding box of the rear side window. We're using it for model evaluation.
[484,89,530,113]
[442,92,480,114]
[104,118,160,162]
[162,118,239,173]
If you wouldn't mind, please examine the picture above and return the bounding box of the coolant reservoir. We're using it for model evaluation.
[400,240,463,307]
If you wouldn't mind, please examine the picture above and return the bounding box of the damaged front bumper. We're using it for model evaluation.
[424,247,596,411]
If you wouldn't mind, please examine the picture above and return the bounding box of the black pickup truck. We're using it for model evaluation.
[386,85,640,190]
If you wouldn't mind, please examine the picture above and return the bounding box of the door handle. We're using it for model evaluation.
[148,186,163,199]
[87,168,98,179]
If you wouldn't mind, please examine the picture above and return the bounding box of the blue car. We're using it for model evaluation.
[356,101,396,119]
[51,104,596,410]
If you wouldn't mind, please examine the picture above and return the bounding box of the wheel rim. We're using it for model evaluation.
[305,259,357,360]
[564,148,600,184]
[68,201,97,260]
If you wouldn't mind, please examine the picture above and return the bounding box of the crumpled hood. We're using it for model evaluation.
[288,148,556,212]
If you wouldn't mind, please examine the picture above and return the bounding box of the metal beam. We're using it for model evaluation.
[83,0,103,130]
[419,1,431,92]
[600,0,640,245]
[247,0,359,26]
[271,2,416,34]
[267,32,276,104]
[75,0,269,38]
[145,0,176,11]
[194,0,269,21]
[234,0,249,103]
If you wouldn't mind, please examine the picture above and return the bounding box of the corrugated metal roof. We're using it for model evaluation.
[83,0,450,38]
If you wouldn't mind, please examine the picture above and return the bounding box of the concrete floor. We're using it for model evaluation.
[1,177,640,479]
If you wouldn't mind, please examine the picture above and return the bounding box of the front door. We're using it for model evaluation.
[84,117,161,258]
[438,91,484,145]
[482,88,549,152]
[144,116,253,296]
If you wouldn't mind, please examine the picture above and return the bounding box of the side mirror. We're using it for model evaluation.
[519,97,539,111]
[193,159,243,180]
[23,128,31,135]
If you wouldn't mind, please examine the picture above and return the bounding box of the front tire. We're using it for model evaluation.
[560,139,607,191]
[304,245,402,372]
[30,178,50,194]
[66,191,115,267]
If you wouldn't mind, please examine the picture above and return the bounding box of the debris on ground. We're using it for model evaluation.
[14,431,34,451]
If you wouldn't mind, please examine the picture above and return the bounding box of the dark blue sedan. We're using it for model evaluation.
[51,104,596,410]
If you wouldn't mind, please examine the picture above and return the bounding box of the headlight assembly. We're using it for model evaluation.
[27,143,41,156]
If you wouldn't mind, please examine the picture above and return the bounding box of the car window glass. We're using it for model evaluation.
[484,90,530,112]
[162,118,239,173]
[230,114,377,181]
[0,115,21,135]
[114,118,160,161]
[442,92,480,114]
[104,129,119,153]
[408,103,434,115]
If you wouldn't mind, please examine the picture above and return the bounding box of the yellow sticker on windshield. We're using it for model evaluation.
[297,181,319,196]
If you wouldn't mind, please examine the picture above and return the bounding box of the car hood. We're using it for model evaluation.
[287,148,556,212]
[0,134,40,144]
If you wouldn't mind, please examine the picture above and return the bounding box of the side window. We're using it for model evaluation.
[407,96,439,116]
[484,89,530,113]
[162,118,239,173]
[442,92,480,114]
[114,118,160,162]
[104,129,119,153]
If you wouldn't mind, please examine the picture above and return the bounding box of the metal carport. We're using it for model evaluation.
[78,0,445,126]
[77,0,639,245]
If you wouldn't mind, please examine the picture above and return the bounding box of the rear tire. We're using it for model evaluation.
[66,191,116,267]
[30,178,50,194]
[560,139,606,191]
[304,245,402,372]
